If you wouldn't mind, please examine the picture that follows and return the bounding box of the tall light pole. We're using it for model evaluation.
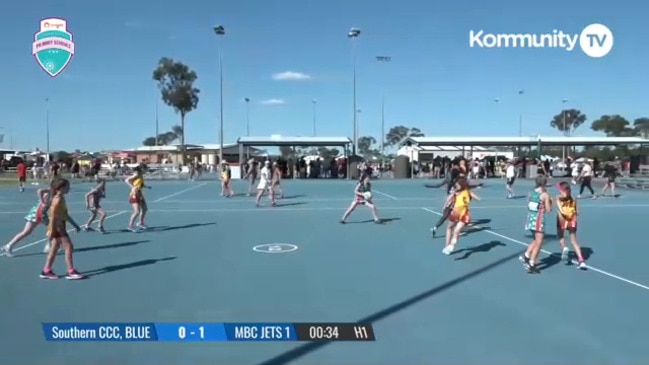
[244,97,251,159]
[356,108,361,150]
[244,98,250,136]
[45,98,50,161]
[312,99,317,136]
[348,27,361,155]
[376,56,391,158]
[214,24,225,164]
[561,98,568,161]
[518,89,524,137]
[155,97,159,146]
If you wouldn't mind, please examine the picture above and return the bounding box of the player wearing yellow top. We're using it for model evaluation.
[555,181,586,270]
[220,161,234,197]
[126,166,149,232]
[40,178,83,280]
[443,177,480,255]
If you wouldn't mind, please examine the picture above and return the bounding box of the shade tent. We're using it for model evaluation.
[400,136,649,148]
[236,135,354,178]
[237,136,353,147]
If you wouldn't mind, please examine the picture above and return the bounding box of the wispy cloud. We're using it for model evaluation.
[124,20,144,28]
[260,99,286,106]
[272,71,311,81]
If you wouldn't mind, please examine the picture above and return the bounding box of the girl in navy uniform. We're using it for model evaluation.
[340,174,381,224]
[2,187,52,257]
[83,179,107,233]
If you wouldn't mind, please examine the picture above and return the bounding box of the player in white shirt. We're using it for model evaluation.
[570,161,579,184]
[255,161,276,207]
[505,161,516,199]
[577,162,597,199]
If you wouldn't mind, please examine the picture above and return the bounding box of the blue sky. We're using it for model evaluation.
[2,0,647,151]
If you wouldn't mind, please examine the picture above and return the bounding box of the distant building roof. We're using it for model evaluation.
[128,143,243,152]
[238,135,352,146]
[402,136,649,147]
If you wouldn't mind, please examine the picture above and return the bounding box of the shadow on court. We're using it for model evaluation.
[538,247,594,271]
[345,217,401,224]
[275,202,307,207]
[280,195,306,199]
[84,256,176,278]
[256,250,524,365]
[114,223,217,233]
[453,241,505,261]
[16,240,152,257]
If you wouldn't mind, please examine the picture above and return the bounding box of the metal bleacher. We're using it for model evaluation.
[618,165,649,190]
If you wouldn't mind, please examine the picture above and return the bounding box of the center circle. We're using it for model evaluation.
[252,243,298,254]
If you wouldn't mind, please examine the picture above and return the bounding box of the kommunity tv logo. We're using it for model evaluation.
[469,23,613,58]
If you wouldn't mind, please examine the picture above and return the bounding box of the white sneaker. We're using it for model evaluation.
[43,243,50,253]
[442,245,455,255]
[1,244,13,257]
[561,247,569,262]
[577,261,587,270]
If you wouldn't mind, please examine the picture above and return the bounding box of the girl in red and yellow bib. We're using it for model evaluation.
[126,166,149,232]
[555,182,586,269]
[443,178,480,255]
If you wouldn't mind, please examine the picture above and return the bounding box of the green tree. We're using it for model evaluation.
[550,109,587,135]
[142,125,183,146]
[384,126,425,147]
[357,136,377,155]
[279,146,294,158]
[633,117,649,137]
[590,115,634,136]
[153,58,200,163]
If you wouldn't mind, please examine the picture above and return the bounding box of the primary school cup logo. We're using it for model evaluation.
[32,18,75,77]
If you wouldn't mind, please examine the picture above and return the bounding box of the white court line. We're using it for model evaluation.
[373,190,399,200]
[0,203,647,215]
[152,182,208,203]
[421,207,649,292]
[0,182,209,257]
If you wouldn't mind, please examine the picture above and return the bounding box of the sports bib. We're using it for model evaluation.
[528,201,540,212]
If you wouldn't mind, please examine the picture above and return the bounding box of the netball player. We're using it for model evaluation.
[555,182,587,269]
[245,158,258,196]
[255,161,276,207]
[40,178,83,280]
[83,179,107,233]
[442,177,480,255]
[505,160,516,198]
[520,174,552,273]
[600,162,617,197]
[220,161,234,197]
[126,167,149,231]
[271,162,284,199]
[1,187,51,257]
[340,174,381,224]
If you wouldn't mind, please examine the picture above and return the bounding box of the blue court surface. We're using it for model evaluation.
[0,178,648,365]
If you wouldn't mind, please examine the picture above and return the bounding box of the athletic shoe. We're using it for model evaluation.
[66,270,84,280]
[577,261,587,270]
[1,244,13,257]
[561,247,569,262]
[43,243,50,253]
[40,270,58,279]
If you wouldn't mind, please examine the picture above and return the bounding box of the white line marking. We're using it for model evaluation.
[0,183,209,257]
[373,190,399,200]
[421,207,649,291]
[0,211,129,257]
[152,182,208,203]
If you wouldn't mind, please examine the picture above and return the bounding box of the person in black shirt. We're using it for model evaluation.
[600,163,618,197]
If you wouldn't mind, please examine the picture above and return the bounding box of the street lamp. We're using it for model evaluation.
[561,98,568,161]
[45,98,50,161]
[214,24,225,164]
[518,89,524,137]
[244,97,250,136]
[312,99,317,136]
[348,27,361,155]
[376,56,391,158]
